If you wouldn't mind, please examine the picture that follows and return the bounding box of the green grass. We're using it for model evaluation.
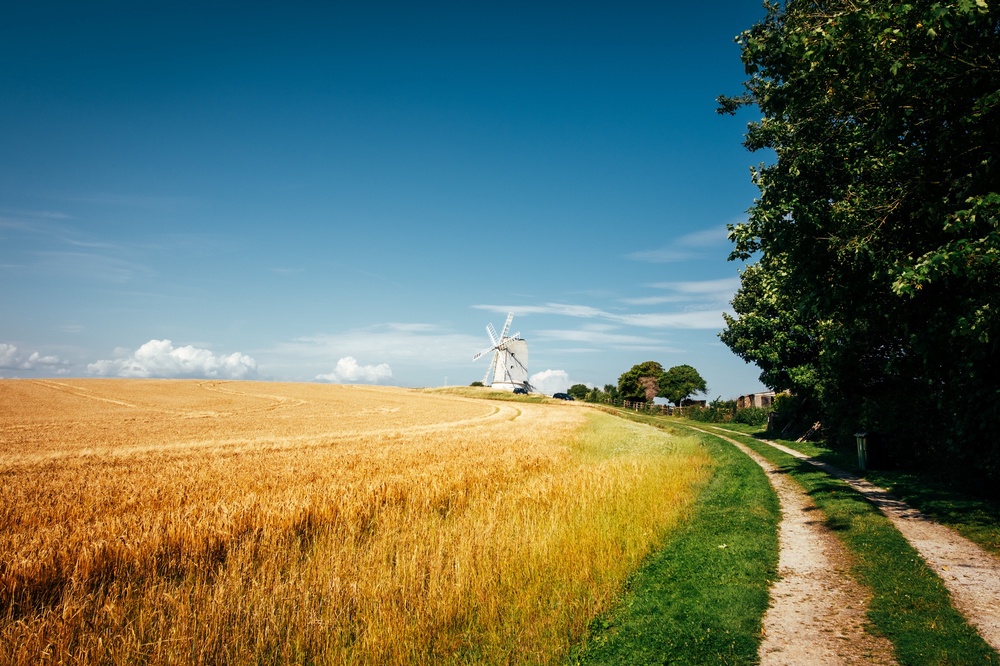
[712,423,1000,558]
[570,412,778,665]
[422,386,549,402]
[677,421,999,666]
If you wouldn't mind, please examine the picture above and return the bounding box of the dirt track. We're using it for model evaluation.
[754,435,1000,655]
[687,426,897,665]
[691,424,1000,663]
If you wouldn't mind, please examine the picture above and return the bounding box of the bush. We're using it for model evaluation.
[768,393,818,436]
[685,398,737,423]
[733,407,769,426]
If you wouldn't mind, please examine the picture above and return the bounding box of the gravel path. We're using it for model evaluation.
[687,426,897,665]
[748,434,1000,654]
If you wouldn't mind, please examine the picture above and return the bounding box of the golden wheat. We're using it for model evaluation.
[0,379,710,665]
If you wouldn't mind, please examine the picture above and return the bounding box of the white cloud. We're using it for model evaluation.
[536,328,662,346]
[33,250,153,283]
[0,208,73,220]
[474,303,607,319]
[626,225,730,263]
[614,311,727,329]
[315,357,392,384]
[622,278,740,313]
[87,339,257,379]
[645,277,741,296]
[626,247,694,262]
[0,343,69,373]
[275,323,485,367]
[529,369,570,395]
[474,295,733,330]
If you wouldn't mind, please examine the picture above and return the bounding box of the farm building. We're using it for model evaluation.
[737,391,777,410]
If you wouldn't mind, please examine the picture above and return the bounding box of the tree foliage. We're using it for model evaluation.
[617,361,665,402]
[568,383,590,400]
[658,364,708,406]
[720,0,1000,488]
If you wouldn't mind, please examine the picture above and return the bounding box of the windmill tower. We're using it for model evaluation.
[473,312,532,392]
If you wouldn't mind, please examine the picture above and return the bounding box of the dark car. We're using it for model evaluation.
[552,392,574,400]
[513,387,528,395]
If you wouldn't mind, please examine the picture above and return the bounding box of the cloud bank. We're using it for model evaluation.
[0,343,69,374]
[315,356,393,384]
[87,339,258,379]
[529,369,570,395]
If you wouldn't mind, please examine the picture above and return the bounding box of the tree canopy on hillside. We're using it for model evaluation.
[720,0,1000,488]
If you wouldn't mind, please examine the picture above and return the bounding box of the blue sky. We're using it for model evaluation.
[1,1,771,398]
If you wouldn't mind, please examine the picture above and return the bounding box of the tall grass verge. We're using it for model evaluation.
[572,412,778,664]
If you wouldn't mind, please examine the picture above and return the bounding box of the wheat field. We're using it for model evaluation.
[0,379,710,665]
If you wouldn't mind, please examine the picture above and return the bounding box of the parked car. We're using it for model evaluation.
[513,387,528,395]
[552,392,574,400]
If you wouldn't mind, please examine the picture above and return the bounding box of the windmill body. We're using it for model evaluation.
[473,313,533,392]
[489,338,529,391]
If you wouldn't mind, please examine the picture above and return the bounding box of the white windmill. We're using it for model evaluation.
[473,312,532,392]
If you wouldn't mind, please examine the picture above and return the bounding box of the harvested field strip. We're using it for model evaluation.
[0,380,503,465]
[0,380,709,665]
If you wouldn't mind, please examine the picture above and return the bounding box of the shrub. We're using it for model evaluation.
[768,393,817,436]
[733,407,769,426]
[685,398,737,423]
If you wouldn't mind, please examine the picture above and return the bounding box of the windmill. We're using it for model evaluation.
[473,312,533,392]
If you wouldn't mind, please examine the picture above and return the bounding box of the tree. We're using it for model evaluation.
[617,361,665,402]
[720,0,1000,488]
[568,383,589,401]
[719,263,822,410]
[658,365,708,406]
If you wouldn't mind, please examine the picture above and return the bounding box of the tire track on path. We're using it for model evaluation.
[725,429,1000,654]
[685,425,896,665]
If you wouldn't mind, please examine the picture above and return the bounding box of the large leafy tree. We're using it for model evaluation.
[617,361,665,402]
[719,263,820,403]
[720,0,1000,486]
[658,365,708,406]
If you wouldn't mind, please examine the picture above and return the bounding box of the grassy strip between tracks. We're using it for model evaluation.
[570,411,779,665]
[679,420,999,666]
[719,424,1000,559]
